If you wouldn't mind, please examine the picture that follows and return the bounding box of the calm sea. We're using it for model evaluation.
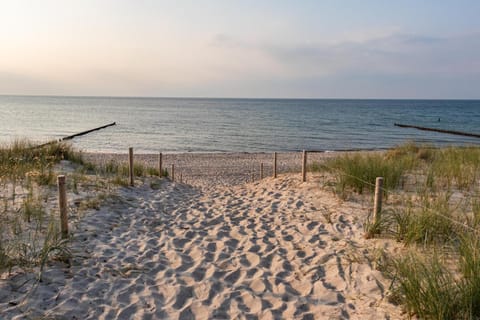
[0,96,479,153]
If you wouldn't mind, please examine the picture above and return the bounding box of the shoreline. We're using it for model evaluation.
[76,146,390,154]
[83,150,384,190]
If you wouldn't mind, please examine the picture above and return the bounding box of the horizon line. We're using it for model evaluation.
[1,93,479,101]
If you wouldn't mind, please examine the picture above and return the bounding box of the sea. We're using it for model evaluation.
[1,95,479,153]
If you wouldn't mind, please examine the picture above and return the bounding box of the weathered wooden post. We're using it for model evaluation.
[302,150,307,182]
[57,175,68,239]
[180,173,183,183]
[158,152,163,177]
[171,164,175,182]
[129,147,134,186]
[260,163,264,179]
[373,177,384,225]
[273,152,277,178]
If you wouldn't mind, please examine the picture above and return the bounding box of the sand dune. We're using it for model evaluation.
[1,169,403,319]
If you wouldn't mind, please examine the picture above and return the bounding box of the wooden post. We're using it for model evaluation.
[373,177,384,224]
[273,152,277,178]
[302,150,307,182]
[260,163,264,179]
[180,173,183,183]
[158,152,163,177]
[129,147,134,186]
[171,164,175,182]
[57,175,68,239]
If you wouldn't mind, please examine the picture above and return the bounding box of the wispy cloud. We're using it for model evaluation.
[261,32,480,75]
[204,31,480,98]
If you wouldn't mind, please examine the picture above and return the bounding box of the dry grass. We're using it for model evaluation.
[0,141,93,273]
[324,142,480,319]
[0,140,168,274]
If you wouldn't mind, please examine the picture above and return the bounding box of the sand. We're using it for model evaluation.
[0,152,404,319]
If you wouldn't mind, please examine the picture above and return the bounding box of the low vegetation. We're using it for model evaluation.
[3,139,479,318]
[324,151,414,195]
[0,140,81,273]
[0,140,164,274]
[321,142,480,319]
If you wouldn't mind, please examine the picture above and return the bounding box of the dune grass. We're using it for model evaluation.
[321,142,480,318]
[393,234,480,319]
[323,151,415,197]
[393,252,462,319]
[0,140,116,274]
[0,140,169,272]
[0,140,83,272]
[91,159,166,187]
[324,143,480,195]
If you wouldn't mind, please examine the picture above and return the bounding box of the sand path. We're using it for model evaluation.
[1,174,402,319]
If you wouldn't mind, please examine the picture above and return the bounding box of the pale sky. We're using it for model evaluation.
[1,0,479,98]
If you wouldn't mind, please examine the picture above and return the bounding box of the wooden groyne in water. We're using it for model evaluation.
[394,123,480,139]
[61,122,116,141]
[33,122,116,148]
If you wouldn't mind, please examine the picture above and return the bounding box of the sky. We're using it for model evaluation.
[1,0,479,99]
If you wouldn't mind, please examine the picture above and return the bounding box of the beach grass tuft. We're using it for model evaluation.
[393,251,462,319]
[393,236,480,320]
[0,140,85,272]
[324,151,413,196]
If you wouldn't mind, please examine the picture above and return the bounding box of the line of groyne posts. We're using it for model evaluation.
[56,148,384,239]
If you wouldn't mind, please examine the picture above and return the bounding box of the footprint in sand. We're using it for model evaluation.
[290,279,313,296]
[165,251,182,269]
[224,268,243,285]
[191,266,207,282]
[245,252,260,266]
[193,282,211,300]
[173,285,194,309]
[250,278,266,293]
[241,291,262,314]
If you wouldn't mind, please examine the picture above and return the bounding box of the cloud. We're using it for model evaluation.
[210,33,244,48]
[248,31,480,78]
[2,29,479,98]
[203,31,480,98]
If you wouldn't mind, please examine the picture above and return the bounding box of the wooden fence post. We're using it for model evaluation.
[158,152,163,177]
[302,150,307,182]
[180,173,183,183]
[260,163,264,179]
[171,164,175,182]
[129,147,134,186]
[373,177,384,225]
[57,175,68,239]
[273,152,277,178]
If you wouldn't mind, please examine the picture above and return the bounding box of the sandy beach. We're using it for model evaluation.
[0,151,404,319]
[2,1,478,318]
[82,151,378,189]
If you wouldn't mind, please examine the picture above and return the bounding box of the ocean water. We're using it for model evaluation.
[0,95,479,153]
